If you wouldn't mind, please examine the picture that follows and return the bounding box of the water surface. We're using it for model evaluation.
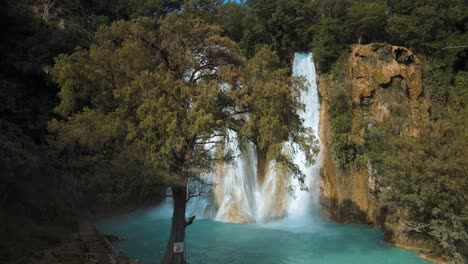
[97,206,430,264]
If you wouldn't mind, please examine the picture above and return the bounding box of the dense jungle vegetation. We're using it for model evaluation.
[0,0,466,263]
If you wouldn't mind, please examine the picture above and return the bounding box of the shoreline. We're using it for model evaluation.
[393,243,447,264]
[323,219,445,264]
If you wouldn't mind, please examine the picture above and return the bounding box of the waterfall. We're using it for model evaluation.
[214,130,258,222]
[187,52,321,223]
[211,52,321,222]
[287,52,321,218]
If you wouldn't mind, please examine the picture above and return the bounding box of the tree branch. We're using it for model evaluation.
[192,73,217,84]
[189,64,216,83]
[185,215,196,227]
[185,190,206,202]
[139,36,175,72]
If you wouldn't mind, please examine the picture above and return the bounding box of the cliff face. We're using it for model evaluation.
[348,44,427,137]
[318,43,432,248]
[318,95,379,224]
[319,79,380,224]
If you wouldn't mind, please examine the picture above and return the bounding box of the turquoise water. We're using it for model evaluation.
[97,206,430,264]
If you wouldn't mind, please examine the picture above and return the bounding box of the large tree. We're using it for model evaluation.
[241,0,315,60]
[48,10,316,264]
[346,1,387,44]
[386,0,468,52]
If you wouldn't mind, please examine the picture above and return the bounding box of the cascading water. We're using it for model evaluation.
[287,52,322,218]
[206,52,321,223]
[214,130,258,222]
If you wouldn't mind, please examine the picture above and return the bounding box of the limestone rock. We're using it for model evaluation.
[319,43,428,225]
[349,43,427,131]
[226,202,256,224]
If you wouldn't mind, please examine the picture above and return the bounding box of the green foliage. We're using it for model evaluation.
[386,0,468,52]
[314,0,352,18]
[308,0,467,74]
[367,120,468,262]
[324,63,365,170]
[241,0,314,60]
[347,1,387,44]
[454,71,468,110]
[424,54,467,121]
[184,0,224,21]
[48,14,317,193]
[242,46,319,170]
[363,65,468,262]
[127,0,183,18]
[220,2,247,42]
[311,18,348,73]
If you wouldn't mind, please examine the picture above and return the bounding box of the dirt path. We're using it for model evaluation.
[32,219,130,264]
[77,219,118,264]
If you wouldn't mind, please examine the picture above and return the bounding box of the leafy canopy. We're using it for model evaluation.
[48,13,317,191]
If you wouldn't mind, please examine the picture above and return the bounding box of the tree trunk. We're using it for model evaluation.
[162,186,187,264]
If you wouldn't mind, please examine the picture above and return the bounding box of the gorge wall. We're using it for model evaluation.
[318,43,433,251]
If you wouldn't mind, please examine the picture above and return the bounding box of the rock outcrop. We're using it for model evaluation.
[217,201,256,224]
[349,44,427,136]
[318,43,430,247]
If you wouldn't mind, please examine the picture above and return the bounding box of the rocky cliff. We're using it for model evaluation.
[318,43,437,255]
